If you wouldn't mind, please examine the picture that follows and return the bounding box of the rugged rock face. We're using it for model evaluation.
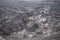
[0,0,60,40]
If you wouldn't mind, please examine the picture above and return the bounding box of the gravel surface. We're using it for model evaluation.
[0,0,60,40]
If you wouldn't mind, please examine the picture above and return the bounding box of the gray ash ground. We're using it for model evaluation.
[0,0,60,40]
